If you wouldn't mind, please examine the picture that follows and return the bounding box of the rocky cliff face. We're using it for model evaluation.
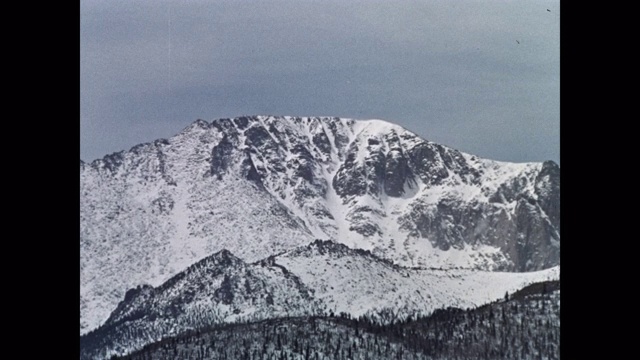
[80,115,559,334]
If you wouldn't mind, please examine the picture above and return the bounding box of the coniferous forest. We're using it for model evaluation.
[93,281,559,360]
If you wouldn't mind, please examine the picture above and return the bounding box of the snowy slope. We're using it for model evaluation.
[81,240,559,359]
[276,240,558,319]
[81,116,560,334]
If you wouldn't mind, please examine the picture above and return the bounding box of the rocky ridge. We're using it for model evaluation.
[80,241,559,359]
[80,116,560,334]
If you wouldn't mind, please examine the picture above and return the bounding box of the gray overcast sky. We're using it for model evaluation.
[81,0,559,164]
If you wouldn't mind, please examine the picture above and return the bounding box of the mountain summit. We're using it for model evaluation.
[80,116,559,334]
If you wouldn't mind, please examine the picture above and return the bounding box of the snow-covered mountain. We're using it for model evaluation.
[80,116,560,334]
[95,283,560,360]
[80,240,559,359]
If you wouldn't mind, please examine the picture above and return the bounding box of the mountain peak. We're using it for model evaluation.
[195,248,244,270]
[212,248,240,261]
[81,115,560,335]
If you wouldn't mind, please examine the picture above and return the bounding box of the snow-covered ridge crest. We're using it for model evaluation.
[80,240,559,359]
[81,115,559,335]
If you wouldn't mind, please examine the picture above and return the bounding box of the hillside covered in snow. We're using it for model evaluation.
[80,116,560,336]
[80,241,559,359]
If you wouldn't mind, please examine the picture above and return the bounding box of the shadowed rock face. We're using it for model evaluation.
[81,115,559,335]
[210,135,234,180]
[535,161,560,231]
[383,131,413,197]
